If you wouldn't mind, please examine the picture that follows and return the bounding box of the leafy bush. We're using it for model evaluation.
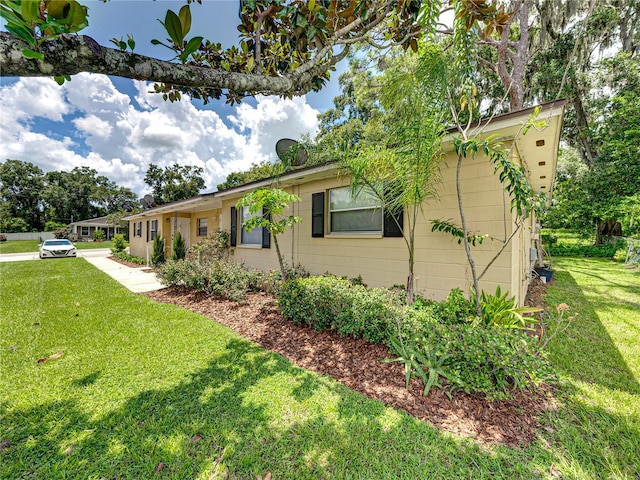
[93,229,106,241]
[112,251,146,265]
[111,234,128,254]
[171,232,186,260]
[151,235,166,266]
[400,313,551,399]
[156,257,262,301]
[413,288,475,325]
[188,230,232,263]
[278,276,402,344]
[53,226,71,239]
[549,243,618,258]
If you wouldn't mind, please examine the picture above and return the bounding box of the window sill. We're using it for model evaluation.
[325,233,383,239]
[237,244,262,249]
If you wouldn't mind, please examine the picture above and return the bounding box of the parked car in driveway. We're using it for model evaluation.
[39,239,77,259]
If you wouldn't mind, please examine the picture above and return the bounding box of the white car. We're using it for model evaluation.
[39,239,77,259]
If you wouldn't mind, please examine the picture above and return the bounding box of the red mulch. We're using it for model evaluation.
[143,280,557,447]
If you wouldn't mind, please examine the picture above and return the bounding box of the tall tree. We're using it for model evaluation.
[0,159,45,231]
[338,48,448,304]
[144,163,206,205]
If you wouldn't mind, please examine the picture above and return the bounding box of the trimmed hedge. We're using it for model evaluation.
[278,276,403,344]
[549,243,618,258]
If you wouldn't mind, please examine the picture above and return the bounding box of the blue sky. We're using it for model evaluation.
[0,1,343,196]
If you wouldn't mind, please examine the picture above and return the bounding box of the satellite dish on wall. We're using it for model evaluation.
[123,203,133,212]
[276,138,307,167]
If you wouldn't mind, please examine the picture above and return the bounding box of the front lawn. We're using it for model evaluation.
[0,258,638,479]
[0,240,113,254]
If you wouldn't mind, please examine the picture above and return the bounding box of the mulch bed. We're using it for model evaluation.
[143,280,557,447]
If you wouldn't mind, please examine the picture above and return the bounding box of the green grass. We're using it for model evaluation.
[0,240,113,254]
[0,258,638,479]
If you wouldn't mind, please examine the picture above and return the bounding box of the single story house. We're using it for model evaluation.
[70,216,123,241]
[125,100,565,305]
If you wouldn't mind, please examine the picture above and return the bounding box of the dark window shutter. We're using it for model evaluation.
[384,206,403,237]
[230,206,237,247]
[311,192,325,237]
[146,220,149,242]
[262,209,271,248]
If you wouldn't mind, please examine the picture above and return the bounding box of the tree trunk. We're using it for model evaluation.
[272,234,287,281]
[596,219,622,244]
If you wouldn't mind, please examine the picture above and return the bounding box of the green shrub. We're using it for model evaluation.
[171,232,186,260]
[156,257,262,301]
[278,276,402,344]
[93,229,106,241]
[549,243,617,258]
[151,236,166,266]
[112,251,146,265]
[188,230,232,263]
[111,234,128,254]
[400,312,551,399]
[413,288,475,325]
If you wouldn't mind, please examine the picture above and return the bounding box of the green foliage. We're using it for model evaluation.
[236,188,301,236]
[414,319,550,399]
[237,188,302,280]
[156,258,261,302]
[549,243,619,258]
[471,287,541,330]
[413,288,476,325]
[110,234,128,254]
[278,276,402,344]
[151,235,166,266]
[382,334,451,397]
[188,230,232,262]
[53,226,71,239]
[144,163,206,205]
[216,161,276,190]
[44,220,66,232]
[112,251,146,265]
[430,219,486,246]
[170,232,186,261]
[93,229,106,241]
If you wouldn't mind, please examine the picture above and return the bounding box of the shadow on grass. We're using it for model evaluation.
[544,265,640,396]
[2,335,638,479]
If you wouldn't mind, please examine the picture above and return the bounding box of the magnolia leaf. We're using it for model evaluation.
[20,0,40,22]
[162,9,184,46]
[127,35,135,51]
[178,4,191,38]
[21,49,44,60]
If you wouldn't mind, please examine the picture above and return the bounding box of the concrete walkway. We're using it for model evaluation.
[83,256,166,293]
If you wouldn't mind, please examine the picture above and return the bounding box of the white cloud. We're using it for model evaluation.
[0,74,320,197]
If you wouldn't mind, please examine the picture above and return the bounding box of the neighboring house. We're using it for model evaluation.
[70,216,122,241]
[126,101,565,305]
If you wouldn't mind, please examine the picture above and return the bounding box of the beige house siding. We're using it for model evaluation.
[217,149,529,303]
[125,101,564,305]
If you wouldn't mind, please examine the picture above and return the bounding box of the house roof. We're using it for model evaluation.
[125,100,565,219]
[70,216,111,227]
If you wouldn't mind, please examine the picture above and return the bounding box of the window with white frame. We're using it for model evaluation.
[81,226,89,236]
[197,218,208,236]
[135,221,142,237]
[329,186,383,234]
[240,206,262,245]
